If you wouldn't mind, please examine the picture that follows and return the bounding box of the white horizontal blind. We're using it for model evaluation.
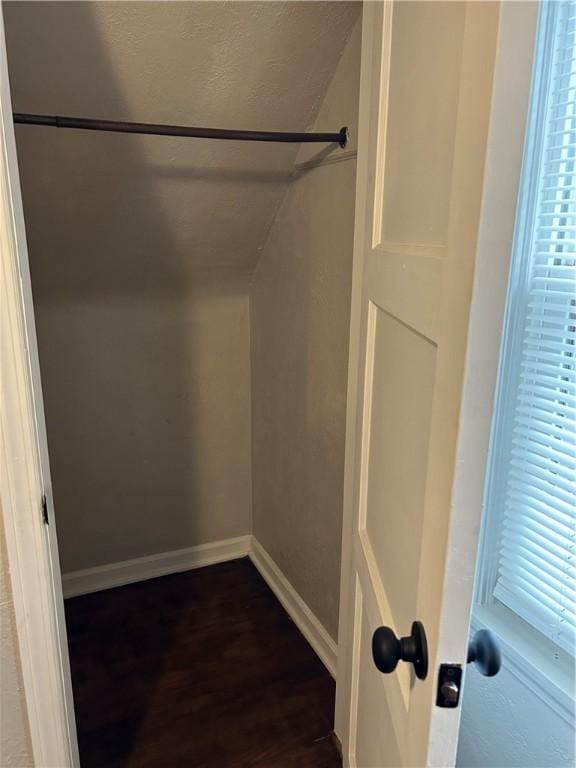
[493,0,576,656]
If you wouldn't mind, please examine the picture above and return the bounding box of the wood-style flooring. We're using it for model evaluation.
[65,557,341,768]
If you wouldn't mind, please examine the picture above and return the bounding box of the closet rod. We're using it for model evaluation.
[13,113,349,147]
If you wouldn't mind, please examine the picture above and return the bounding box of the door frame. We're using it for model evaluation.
[0,7,79,766]
[335,2,539,766]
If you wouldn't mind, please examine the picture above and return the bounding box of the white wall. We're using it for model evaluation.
[457,666,575,767]
[0,508,33,768]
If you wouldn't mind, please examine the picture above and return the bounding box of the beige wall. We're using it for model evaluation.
[250,19,361,641]
[0,508,33,768]
[4,1,358,278]
[0,8,358,758]
[4,2,358,573]
[36,279,252,573]
[4,2,358,575]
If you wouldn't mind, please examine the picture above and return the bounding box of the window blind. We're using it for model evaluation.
[493,0,576,656]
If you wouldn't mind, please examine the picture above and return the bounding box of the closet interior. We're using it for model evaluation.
[4,1,361,764]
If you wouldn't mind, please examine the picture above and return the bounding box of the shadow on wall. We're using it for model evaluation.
[2,0,360,581]
[3,0,363,585]
[4,0,255,583]
[3,0,358,762]
[4,1,252,763]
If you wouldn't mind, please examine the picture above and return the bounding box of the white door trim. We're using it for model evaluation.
[333,7,376,762]
[426,4,539,764]
[0,8,78,765]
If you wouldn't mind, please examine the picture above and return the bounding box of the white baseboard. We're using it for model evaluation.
[62,535,251,598]
[249,537,337,678]
[61,534,338,680]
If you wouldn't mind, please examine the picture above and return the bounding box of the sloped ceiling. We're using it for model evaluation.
[3,1,360,300]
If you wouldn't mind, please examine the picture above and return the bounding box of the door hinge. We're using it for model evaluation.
[41,494,49,525]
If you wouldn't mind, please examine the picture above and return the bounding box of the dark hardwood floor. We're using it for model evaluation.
[65,558,341,768]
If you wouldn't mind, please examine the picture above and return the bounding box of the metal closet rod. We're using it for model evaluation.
[13,113,349,147]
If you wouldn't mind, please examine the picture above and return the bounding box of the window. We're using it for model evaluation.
[476,0,575,682]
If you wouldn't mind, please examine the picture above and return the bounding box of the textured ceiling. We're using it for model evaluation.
[4,1,360,298]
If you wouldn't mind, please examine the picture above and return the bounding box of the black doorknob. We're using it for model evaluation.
[372,621,428,680]
[467,629,501,676]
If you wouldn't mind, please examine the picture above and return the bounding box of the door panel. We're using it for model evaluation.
[336,3,500,766]
[356,599,403,768]
[380,2,465,248]
[366,255,442,339]
[364,304,437,636]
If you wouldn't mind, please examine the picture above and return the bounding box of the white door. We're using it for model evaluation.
[0,9,79,766]
[336,2,501,766]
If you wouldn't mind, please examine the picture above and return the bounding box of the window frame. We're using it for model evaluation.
[473,0,575,722]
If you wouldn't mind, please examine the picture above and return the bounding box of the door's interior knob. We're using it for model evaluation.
[372,620,428,680]
[467,629,501,676]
